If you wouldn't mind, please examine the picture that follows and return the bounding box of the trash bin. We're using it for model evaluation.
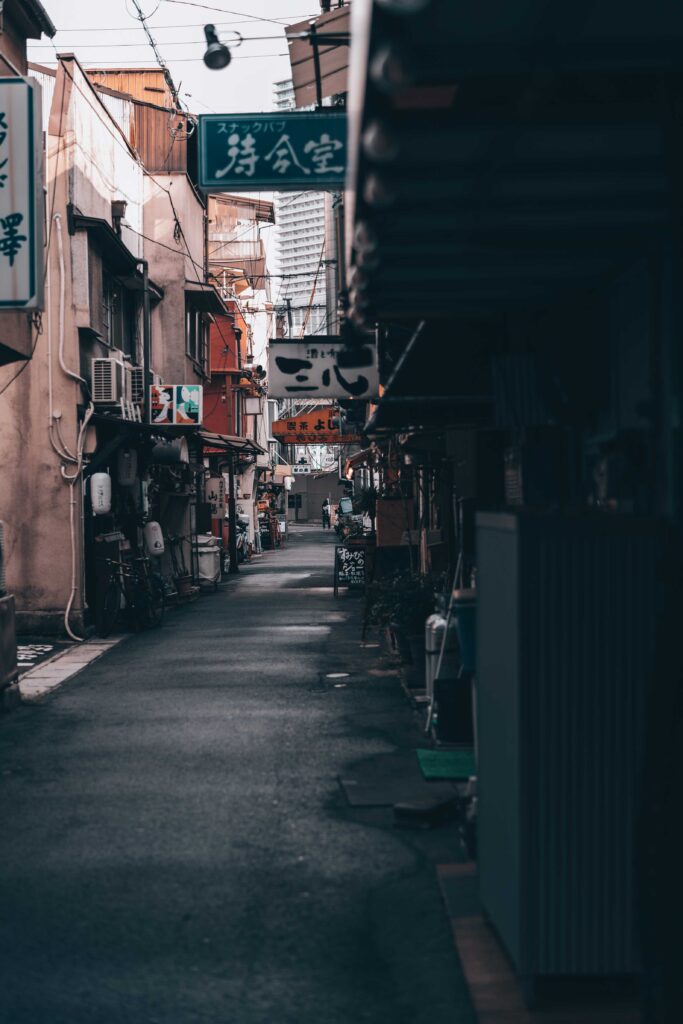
[194,534,221,586]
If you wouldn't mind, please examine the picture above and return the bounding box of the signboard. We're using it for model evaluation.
[273,407,362,445]
[334,544,366,596]
[206,476,226,516]
[273,407,335,437]
[199,111,346,192]
[268,339,379,400]
[277,433,362,445]
[0,78,43,309]
[150,384,203,426]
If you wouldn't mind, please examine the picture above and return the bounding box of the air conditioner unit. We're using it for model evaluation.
[91,357,126,404]
[129,366,145,405]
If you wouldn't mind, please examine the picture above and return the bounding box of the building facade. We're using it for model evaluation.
[273,79,327,337]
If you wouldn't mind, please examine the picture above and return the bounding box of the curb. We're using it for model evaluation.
[18,636,128,702]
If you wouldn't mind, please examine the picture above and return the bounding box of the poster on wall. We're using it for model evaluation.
[150,384,203,426]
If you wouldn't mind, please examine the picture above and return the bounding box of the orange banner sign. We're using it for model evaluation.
[277,432,362,445]
[272,409,339,436]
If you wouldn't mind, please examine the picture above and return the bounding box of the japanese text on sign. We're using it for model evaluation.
[335,545,366,591]
[0,77,42,309]
[199,112,346,192]
[268,339,379,400]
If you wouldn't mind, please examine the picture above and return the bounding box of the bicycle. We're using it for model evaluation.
[96,556,165,637]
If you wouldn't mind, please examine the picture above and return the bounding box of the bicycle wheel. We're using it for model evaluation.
[147,574,165,628]
[97,580,120,637]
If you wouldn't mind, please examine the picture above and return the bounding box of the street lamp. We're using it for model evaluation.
[203,24,231,70]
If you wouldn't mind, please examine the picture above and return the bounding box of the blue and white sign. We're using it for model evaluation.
[0,78,43,309]
[199,111,346,192]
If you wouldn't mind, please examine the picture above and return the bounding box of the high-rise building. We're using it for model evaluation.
[273,79,327,337]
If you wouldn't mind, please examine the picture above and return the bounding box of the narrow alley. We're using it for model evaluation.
[0,528,474,1024]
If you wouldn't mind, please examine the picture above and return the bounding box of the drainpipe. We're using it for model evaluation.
[138,259,152,422]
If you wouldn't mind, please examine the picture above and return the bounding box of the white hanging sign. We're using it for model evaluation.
[0,78,43,309]
[268,338,379,400]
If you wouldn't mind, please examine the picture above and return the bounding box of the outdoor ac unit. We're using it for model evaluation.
[91,357,126,404]
[129,366,145,405]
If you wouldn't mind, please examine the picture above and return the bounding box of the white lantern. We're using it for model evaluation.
[143,520,165,556]
[91,473,112,515]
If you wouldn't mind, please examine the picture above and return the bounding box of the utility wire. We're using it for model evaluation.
[129,0,185,114]
[33,53,289,64]
[32,32,320,47]
[160,0,309,26]
[37,14,316,31]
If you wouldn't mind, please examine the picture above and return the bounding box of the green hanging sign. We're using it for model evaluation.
[198,111,346,192]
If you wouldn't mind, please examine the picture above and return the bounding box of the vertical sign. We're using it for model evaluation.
[0,78,43,309]
[199,111,346,192]
[150,384,203,425]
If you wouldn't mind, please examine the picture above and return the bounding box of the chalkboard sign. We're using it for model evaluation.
[334,544,366,596]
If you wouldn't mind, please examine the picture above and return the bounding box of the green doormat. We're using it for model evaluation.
[417,748,476,780]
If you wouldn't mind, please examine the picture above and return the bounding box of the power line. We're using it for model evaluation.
[35,14,316,31]
[129,0,185,113]
[160,0,310,26]
[32,34,297,47]
[34,53,289,63]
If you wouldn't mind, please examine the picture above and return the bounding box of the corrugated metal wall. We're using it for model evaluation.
[133,103,187,173]
[478,512,659,986]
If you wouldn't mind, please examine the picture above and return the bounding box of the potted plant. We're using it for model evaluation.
[366,570,441,665]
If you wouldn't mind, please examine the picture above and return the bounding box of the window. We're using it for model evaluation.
[186,302,208,372]
[102,271,138,358]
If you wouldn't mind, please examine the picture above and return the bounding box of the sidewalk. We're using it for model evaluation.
[0,525,476,1024]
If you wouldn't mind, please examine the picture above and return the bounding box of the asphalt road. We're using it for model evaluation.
[0,526,475,1024]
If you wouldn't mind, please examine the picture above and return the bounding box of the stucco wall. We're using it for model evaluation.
[0,61,144,631]
[144,174,205,385]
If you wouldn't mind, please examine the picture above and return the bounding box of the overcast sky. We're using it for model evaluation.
[27,0,318,114]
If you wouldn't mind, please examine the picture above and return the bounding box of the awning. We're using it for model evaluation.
[343,447,374,477]
[13,0,57,39]
[185,281,229,316]
[83,415,201,477]
[198,431,266,456]
[347,0,683,325]
[286,5,350,107]
[364,323,494,435]
[68,208,164,301]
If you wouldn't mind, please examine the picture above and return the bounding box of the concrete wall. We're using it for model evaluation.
[287,472,347,522]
